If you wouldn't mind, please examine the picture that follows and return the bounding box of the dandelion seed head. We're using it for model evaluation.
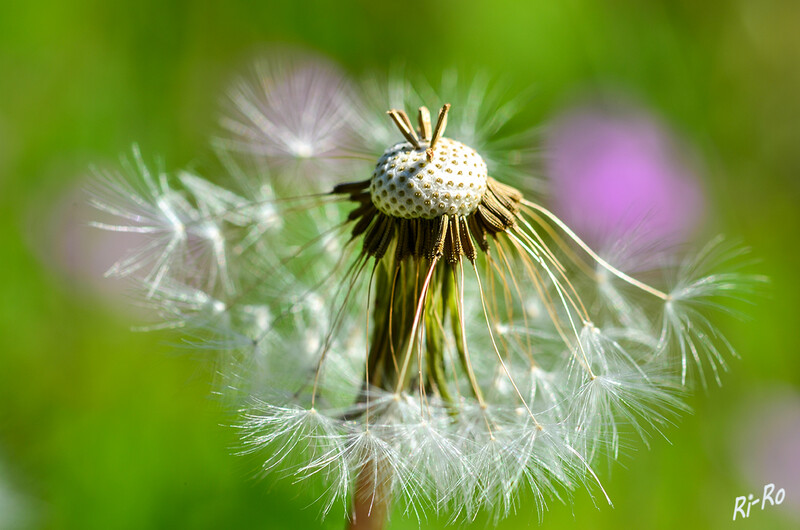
[88,51,760,526]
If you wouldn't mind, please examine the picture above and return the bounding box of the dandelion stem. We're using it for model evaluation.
[349,462,390,530]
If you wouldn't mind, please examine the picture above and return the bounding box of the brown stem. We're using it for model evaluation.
[347,461,390,530]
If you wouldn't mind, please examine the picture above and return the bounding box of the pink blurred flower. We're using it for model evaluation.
[546,101,705,253]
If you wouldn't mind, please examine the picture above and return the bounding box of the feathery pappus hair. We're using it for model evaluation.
[89,50,762,527]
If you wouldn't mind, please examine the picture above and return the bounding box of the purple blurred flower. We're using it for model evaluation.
[30,178,149,302]
[546,101,705,253]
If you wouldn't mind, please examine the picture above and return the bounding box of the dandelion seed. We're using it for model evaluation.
[91,53,759,528]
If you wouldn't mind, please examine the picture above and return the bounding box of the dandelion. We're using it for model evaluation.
[90,53,760,529]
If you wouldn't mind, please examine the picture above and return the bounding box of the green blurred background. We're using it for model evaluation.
[1,0,798,528]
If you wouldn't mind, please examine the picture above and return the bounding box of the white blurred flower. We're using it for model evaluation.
[90,52,760,527]
[217,50,364,188]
